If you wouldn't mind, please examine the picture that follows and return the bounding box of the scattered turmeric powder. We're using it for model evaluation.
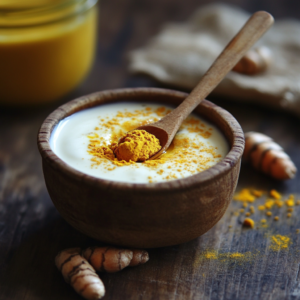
[86,105,224,183]
[253,190,264,197]
[286,195,295,207]
[265,200,275,209]
[275,200,284,208]
[243,132,297,180]
[204,251,218,259]
[270,189,281,199]
[234,189,256,202]
[202,250,254,264]
[55,248,105,300]
[269,235,291,251]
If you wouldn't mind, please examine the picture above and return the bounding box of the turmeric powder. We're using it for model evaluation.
[55,248,105,300]
[85,105,225,183]
[243,132,297,180]
[114,130,161,162]
[234,188,256,202]
[243,218,255,228]
[269,235,291,251]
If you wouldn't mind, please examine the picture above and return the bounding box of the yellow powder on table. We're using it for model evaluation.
[234,189,256,202]
[201,250,254,264]
[205,251,218,259]
[253,190,264,197]
[265,200,275,209]
[269,235,291,251]
[286,195,295,207]
[229,253,245,259]
[275,200,284,208]
[270,190,281,199]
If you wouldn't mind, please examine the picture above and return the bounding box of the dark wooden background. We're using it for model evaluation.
[1,0,300,299]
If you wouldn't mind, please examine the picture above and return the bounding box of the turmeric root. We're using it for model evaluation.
[83,247,133,272]
[233,46,272,75]
[243,131,297,180]
[82,246,149,272]
[129,249,149,267]
[55,248,105,300]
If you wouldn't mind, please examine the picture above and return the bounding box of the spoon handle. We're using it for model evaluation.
[157,11,274,135]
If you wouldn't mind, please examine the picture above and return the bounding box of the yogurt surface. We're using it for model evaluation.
[50,102,229,183]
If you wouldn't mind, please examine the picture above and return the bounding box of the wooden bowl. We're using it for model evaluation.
[38,88,244,248]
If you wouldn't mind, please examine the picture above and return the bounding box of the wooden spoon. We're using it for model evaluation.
[136,11,274,160]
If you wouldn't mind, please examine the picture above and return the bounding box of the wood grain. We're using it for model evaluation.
[1,0,300,299]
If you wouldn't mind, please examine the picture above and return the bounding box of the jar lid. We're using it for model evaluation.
[0,0,97,28]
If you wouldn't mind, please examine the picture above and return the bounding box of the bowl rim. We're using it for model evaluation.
[38,87,245,192]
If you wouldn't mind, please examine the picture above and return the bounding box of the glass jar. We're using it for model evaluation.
[0,0,98,105]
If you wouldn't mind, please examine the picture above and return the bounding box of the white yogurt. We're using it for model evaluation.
[50,102,229,183]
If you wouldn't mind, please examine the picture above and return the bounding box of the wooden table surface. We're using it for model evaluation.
[1,0,300,299]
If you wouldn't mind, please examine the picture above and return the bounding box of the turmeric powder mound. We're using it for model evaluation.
[243,218,255,228]
[114,130,161,162]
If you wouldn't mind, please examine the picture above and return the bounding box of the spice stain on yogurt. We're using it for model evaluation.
[50,102,229,183]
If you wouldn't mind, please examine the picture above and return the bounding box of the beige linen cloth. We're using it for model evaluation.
[128,4,300,116]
